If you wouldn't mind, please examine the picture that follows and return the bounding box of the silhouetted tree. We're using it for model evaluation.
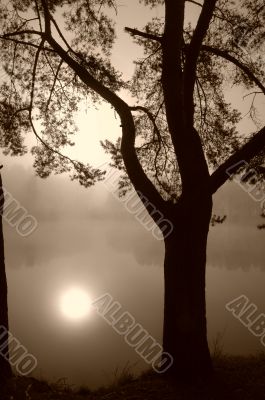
[0,0,264,380]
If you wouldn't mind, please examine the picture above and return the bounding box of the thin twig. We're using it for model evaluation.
[29,38,80,168]
[34,0,43,32]
[0,35,54,51]
[45,58,64,111]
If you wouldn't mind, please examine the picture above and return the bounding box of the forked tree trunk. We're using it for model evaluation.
[162,194,213,380]
[0,168,12,382]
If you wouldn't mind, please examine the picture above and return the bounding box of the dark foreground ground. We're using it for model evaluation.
[2,354,265,400]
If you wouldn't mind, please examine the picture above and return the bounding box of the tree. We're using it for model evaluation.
[0,0,265,380]
[0,166,12,382]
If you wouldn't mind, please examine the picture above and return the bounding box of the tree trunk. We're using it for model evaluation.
[0,168,12,383]
[162,193,213,381]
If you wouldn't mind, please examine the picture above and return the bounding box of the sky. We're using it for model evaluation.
[0,0,265,390]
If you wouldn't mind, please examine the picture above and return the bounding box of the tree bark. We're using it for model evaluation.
[162,193,213,380]
[0,168,12,383]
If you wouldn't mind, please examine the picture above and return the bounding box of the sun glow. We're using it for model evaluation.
[60,288,92,320]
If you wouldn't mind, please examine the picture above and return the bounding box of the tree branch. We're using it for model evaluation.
[50,13,73,53]
[186,0,203,7]
[34,0,43,32]
[0,36,54,52]
[44,57,64,111]
[40,0,51,35]
[201,45,265,95]
[130,105,169,195]
[210,126,265,193]
[14,18,39,33]
[162,0,211,195]
[28,39,85,170]
[161,0,185,174]
[125,27,162,43]
[2,30,42,38]
[184,0,217,124]
[42,34,165,216]
[185,0,229,23]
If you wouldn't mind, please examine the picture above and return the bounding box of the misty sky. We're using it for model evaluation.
[0,0,265,390]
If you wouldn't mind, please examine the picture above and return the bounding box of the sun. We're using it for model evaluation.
[60,288,92,320]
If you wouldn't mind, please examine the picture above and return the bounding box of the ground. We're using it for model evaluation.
[2,354,265,400]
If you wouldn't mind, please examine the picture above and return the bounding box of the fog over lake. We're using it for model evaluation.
[2,163,264,389]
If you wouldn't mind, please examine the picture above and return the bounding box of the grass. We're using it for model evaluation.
[2,353,265,399]
[211,329,226,360]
